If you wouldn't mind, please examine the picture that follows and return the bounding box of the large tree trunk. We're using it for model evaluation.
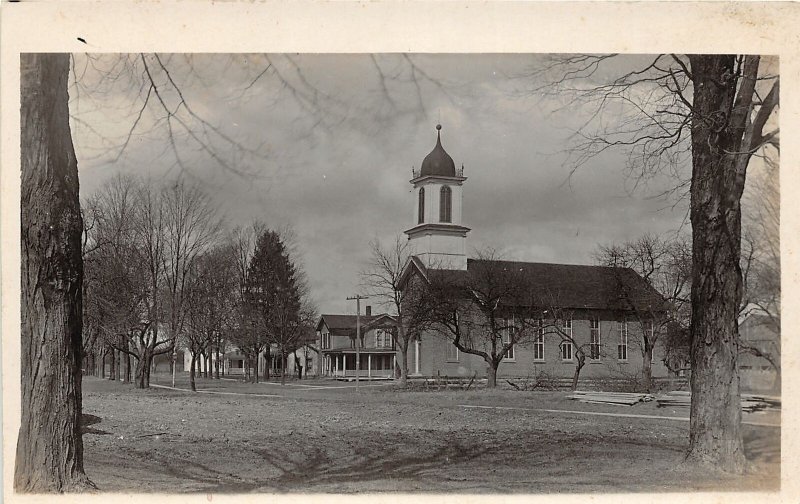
[100,349,106,379]
[685,55,746,473]
[215,346,221,379]
[16,53,92,492]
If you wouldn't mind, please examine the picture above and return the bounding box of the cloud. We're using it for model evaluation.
[73,53,692,314]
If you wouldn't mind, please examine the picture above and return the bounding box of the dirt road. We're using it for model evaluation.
[81,375,779,493]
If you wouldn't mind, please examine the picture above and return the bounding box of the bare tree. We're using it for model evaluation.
[426,250,538,388]
[227,222,269,382]
[740,156,780,332]
[183,245,236,391]
[83,175,223,388]
[535,53,779,473]
[361,235,433,386]
[595,233,691,391]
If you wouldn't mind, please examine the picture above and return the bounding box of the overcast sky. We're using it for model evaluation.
[71,54,691,315]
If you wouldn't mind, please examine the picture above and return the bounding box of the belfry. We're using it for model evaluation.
[405,125,470,270]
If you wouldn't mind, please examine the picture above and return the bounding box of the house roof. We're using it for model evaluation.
[316,314,383,337]
[410,257,666,313]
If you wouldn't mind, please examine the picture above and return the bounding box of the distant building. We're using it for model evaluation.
[182,334,320,380]
[316,308,398,379]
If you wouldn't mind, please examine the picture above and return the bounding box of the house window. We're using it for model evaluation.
[322,332,330,349]
[446,342,459,362]
[376,329,392,348]
[439,185,452,223]
[418,187,425,224]
[590,317,600,360]
[533,319,545,361]
[503,322,515,360]
[618,320,628,361]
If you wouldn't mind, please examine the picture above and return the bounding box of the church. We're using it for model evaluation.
[395,125,674,384]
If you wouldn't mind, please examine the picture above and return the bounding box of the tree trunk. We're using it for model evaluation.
[398,341,409,387]
[101,349,106,379]
[16,53,92,492]
[134,348,152,389]
[265,347,271,380]
[215,346,220,379]
[486,362,497,388]
[115,350,121,381]
[108,347,116,380]
[253,351,259,383]
[124,344,131,383]
[685,55,746,473]
[189,352,197,392]
[642,345,653,393]
[281,352,287,385]
[571,354,586,391]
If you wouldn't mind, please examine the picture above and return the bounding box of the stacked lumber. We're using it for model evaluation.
[654,391,690,408]
[567,390,655,406]
[656,391,781,412]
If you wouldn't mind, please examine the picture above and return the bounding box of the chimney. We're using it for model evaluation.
[365,305,372,317]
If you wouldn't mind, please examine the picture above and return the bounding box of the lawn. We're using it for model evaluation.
[80,374,780,493]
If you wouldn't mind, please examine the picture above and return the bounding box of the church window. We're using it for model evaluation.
[618,320,628,361]
[446,342,459,362]
[418,187,425,224]
[590,317,600,360]
[439,185,452,222]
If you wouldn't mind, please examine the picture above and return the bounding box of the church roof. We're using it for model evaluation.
[420,125,456,177]
[413,258,666,313]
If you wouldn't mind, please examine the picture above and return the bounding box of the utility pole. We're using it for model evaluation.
[346,294,369,391]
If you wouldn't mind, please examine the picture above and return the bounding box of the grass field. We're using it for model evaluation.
[80,374,780,493]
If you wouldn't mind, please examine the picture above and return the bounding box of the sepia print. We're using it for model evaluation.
[3,2,790,500]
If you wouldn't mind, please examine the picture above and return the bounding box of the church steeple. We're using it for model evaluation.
[405,125,470,270]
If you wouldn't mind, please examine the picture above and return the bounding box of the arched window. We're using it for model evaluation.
[439,185,452,223]
[418,187,425,224]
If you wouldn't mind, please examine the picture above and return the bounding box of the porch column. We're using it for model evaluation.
[368,354,372,378]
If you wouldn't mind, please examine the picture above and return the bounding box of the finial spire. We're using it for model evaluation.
[436,124,442,144]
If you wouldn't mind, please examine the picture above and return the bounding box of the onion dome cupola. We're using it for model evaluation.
[420,124,457,177]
